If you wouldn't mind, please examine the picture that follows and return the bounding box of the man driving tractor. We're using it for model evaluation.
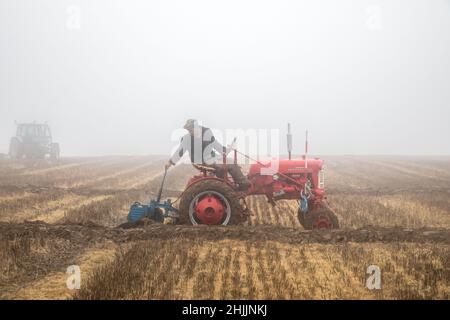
[128,120,338,228]
[165,119,251,191]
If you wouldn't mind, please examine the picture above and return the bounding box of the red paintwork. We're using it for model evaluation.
[184,157,326,225]
[186,175,234,189]
[313,215,332,229]
[195,195,225,225]
[246,158,324,204]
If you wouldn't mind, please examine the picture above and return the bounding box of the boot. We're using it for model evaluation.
[227,164,251,191]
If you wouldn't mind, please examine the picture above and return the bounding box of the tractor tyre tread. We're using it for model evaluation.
[50,143,60,161]
[178,179,242,225]
[299,206,339,230]
[9,138,22,160]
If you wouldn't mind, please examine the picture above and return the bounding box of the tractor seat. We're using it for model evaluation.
[192,164,217,175]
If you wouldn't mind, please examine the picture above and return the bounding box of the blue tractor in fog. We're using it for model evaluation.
[9,122,60,160]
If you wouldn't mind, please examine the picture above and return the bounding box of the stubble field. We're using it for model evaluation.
[0,155,449,299]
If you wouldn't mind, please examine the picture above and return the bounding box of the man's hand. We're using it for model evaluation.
[226,137,237,154]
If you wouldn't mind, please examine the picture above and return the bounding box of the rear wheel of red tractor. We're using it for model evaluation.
[178,179,242,225]
[298,206,339,230]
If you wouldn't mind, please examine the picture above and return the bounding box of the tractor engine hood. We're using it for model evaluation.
[247,158,324,177]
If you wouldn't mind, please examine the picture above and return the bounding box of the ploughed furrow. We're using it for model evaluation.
[74,159,165,190]
[33,195,113,224]
[115,167,165,190]
[322,156,450,193]
[0,189,70,222]
[0,166,167,225]
[375,196,450,229]
[322,157,376,192]
[1,222,449,246]
[1,241,118,300]
[365,159,450,184]
[378,158,450,180]
[328,193,450,229]
[0,157,155,188]
[0,158,86,177]
[0,193,85,223]
[118,159,198,191]
[0,162,28,176]
[0,189,116,224]
[0,158,183,225]
[61,189,147,227]
[0,222,119,299]
[0,191,33,203]
[20,157,106,176]
[58,157,157,189]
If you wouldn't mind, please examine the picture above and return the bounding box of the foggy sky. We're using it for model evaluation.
[1,0,449,157]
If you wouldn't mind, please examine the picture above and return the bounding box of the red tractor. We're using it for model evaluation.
[177,154,338,230]
[127,126,339,230]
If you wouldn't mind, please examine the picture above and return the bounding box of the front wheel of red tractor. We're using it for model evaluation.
[178,179,242,225]
[298,206,339,230]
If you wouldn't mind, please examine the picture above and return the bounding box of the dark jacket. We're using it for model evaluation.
[169,126,227,165]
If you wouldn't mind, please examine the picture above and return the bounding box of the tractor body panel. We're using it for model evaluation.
[246,158,324,203]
